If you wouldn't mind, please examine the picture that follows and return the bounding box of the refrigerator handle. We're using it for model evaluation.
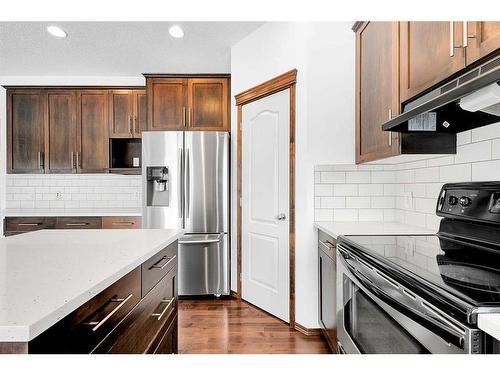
[185,148,190,218]
[178,148,184,220]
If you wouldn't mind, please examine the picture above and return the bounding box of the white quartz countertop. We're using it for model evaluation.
[0,229,182,342]
[314,221,435,239]
[2,208,141,217]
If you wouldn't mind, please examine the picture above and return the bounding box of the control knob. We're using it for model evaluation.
[447,195,458,206]
[459,196,472,207]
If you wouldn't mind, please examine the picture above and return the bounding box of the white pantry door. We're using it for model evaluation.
[242,89,290,322]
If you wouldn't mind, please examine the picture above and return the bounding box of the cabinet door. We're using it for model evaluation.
[77,90,109,173]
[356,22,400,163]
[7,89,45,173]
[109,90,134,138]
[400,22,466,102]
[466,21,500,65]
[147,78,187,130]
[46,90,78,173]
[187,78,229,131]
[134,91,147,137]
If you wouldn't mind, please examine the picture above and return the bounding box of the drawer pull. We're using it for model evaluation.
[149,255,176,270]
[151,298,174,321]
[84,293,134,332]
[65,222,90,226]
[111,222,135,226]
[17,223,42,226]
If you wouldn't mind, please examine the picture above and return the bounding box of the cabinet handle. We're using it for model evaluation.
[18,222,42,226]
[111,221,135,226]
[71,152,75,169]
[188,107,191,127]
[134,116,137,134]
[463,21,468,48]
[65,222,89,226]
[76,151,80,168]
[151,298,174,321]
[449,21,455,57]
[149,255,176,270]
[129,116,133,133]
[182,107,187,127]
[388,109,393,146]
[83,294,134,332]
[38,151,44,171]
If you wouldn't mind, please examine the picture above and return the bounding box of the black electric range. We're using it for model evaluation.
[337,182,500,354]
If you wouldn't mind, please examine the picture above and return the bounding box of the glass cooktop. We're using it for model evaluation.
[340,234,500,308]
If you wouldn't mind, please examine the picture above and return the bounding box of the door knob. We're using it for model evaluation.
[277,213,286,221]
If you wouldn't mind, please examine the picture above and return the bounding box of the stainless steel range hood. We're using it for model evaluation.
[383,55,500,134]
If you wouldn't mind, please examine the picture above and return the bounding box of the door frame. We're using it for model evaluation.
[235,69,297,329]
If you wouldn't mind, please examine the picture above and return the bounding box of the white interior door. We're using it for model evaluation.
[242,89,290,322]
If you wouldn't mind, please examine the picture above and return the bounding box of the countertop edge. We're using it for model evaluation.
[0,229,183,342]
[478,314,500,342]
[314,221,435,239]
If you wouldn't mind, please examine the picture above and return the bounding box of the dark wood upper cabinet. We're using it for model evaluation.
[7,89,45,173]
[400,21,466,102]
[77,90,109,173]
[46,90,78,173]
[145,75,230,132]
[355,22,400,163]
[187,78,229,131]
[109,90,135,138]
[466,21,500,65]
[147,78,187,131]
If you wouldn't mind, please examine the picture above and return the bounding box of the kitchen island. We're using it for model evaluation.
[0,228,182,354]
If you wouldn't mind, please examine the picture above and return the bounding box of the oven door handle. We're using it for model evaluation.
[344,259,467,350]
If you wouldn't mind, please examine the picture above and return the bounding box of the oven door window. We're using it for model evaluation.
[344,275,429,354]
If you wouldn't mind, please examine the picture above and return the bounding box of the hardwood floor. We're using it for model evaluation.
[178,298,331,354]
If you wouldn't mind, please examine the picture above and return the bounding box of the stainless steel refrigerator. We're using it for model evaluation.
[142,131,230,296]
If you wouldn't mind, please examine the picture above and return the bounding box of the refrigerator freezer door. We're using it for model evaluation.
[178,233,230,296]
[142,131,184,229]
[184,132,229,233]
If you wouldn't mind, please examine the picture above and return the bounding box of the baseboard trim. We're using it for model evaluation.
[294,322,322,336]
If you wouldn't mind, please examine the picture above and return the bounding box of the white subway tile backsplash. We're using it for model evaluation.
[414,167,439,183]
[457,130,472,145]
[346,196,371,208]
[321,196,346,209]
[371,171,396,183]
[333,209,358,221]
[315,209,334,221]
[359,184,383,196]
[321,171,346,183]
[6,174,142,211]
[471,160,500,181]
[439,164,471,182]
[454,141,492,164]
[315,184,334,196]
[359,209,384,221]
[471,122,500,142]
[371,196,395,209]
[346,171,371,183]
[333,184,358,196]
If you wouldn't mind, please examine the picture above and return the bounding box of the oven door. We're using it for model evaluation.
[336,245,481,354]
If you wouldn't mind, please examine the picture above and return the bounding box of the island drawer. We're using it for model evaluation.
[153,314,178,354]
[29,267,141,354]
[56,216,102,229]
[93,266,177,354]
[141,240,178,297]
[102,216,141,229]
[5,216,56,233]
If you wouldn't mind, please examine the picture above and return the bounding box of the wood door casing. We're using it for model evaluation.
[134,91,147,137]
[109,90,134,138]
[356,22,400,163]
[46,90,78,173]
[147,78,187,130]
[187,78,229,131]
[400,21,466,102]
[77,90,109,172]
[7,89,45,173]
[466,21,500,65]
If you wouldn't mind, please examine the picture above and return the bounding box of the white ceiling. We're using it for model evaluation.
[0,22,264,76]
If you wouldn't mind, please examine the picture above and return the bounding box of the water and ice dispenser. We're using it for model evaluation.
[146,166,170,206]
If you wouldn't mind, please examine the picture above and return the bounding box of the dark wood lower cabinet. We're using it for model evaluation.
[22,241,178,354]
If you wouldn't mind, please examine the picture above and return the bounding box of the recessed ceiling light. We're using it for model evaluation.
[169,25,184,39]
[46,25,67,38]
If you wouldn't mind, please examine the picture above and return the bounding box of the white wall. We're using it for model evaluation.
[0,76,144,236]
[230,22,355,328]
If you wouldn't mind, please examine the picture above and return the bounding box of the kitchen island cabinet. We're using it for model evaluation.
[0,229,181,354]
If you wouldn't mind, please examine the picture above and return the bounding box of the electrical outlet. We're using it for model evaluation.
[56,191,63,200]
[403,191,414,210]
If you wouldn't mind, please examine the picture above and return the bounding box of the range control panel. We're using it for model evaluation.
[437,183,500,223]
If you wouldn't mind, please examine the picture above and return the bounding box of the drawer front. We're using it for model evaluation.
[153,314,178,354]
[318,230,336,259]
[29,267,141,353]
[141,240,178,297]
[94,267,177,354]
[5,216,56,232]
[102,216,141,229]
[56,216,102,229]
